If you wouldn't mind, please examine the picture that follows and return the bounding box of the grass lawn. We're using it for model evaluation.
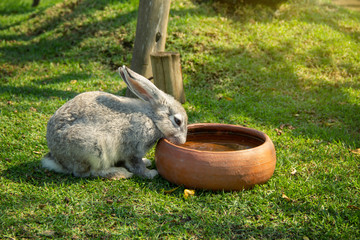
[1,0,359,238]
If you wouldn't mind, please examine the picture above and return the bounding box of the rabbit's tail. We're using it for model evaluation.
[41,152,68,174]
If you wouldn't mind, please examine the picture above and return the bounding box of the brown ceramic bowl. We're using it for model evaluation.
[155,123,276,191]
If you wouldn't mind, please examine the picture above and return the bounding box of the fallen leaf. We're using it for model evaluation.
[30,107,37,112]
[282,193,291,202]
[288,125,295,130]
[351,148,360,155]
[163,186,181,194]
[216,94,233,101]
[347,205,360,210]
[275,128,282,135]
[40,230,55,237]
[38,204,47,209]
[280,123,296,130]
[184,189,195,199]
[291,169,297,175]
[106,199,114,204]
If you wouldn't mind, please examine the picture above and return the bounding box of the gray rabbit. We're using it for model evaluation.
[41,66,188,179]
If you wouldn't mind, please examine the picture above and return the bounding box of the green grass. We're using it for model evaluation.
[1,0,360,238]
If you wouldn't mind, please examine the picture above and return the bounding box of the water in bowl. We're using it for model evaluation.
[180,131,263,152]
[181,141,250,151]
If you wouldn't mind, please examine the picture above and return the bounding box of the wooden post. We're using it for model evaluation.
[126,0,171,97]
[32,0,40,7]
[150,52,186,104]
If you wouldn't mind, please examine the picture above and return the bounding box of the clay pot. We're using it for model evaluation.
[155,123,276,191]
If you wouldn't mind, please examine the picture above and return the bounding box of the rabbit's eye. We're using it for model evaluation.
[171,114,183,127]
[174,116,182,126]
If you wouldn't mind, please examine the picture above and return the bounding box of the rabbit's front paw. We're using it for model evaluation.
[142,158,152,167]
[110,170,134,180]
[144,169,158,179]
[96,167,133,180]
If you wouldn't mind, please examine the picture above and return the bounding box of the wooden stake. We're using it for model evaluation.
[150,52,186,104]
[126,0,171,97]
[32,0,40,7]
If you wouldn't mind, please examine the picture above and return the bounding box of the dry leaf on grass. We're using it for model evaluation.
[347,205,360,210]
[38,204,47,209]
[40,230,55,237]
[163,186,181,194]
[184,189,195,199]
[351,148,360,154]
[275,128,283,135]
[216,94,233,101]
[280,124,295,130]
[282,193,291,202]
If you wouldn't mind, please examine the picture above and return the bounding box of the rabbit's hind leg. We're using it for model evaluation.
[41,152,69,174]
[94,167,133,180]
[42,152,92,178]
[71,158,92,177]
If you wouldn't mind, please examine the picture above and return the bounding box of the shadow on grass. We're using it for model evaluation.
[0,0,56,31]
[1,160,86,186]
[0,72,93,101]
[0,1,37,15]
[0,0,137,66]
[35,72,92,85]
[1,159,166,188]
[0,85,78,100]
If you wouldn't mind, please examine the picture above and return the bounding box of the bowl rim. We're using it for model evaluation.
[161,123,272,154]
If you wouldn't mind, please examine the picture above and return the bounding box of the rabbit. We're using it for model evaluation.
[41,66,188,179]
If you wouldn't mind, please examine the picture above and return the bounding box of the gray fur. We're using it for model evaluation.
[42,66,187,179]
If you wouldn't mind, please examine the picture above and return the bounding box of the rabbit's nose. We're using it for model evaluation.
[168,135,186,145]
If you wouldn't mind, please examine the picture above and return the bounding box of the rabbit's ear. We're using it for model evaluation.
[118,66,164,103]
